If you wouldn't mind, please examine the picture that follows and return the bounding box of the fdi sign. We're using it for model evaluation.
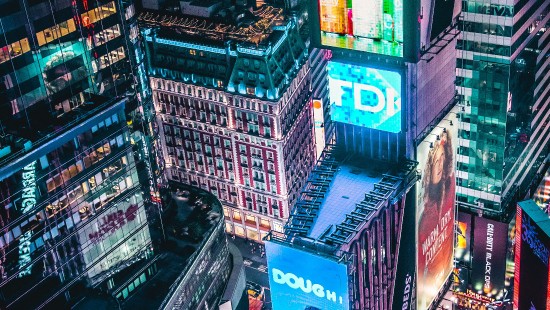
[327,61,402,133]
[265,241,349,310]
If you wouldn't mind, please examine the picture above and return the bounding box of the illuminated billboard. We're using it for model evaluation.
[265,241,349,310]
[318,0,403,57]
[416,108,458,310]
[327,61,402,133]
[471,217,508,296]
[514,201,550,310]
[312,99,326,159]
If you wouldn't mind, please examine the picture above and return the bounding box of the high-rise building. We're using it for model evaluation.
[456,0,550,220]
[140,4,316,242]
[453,1,550,305]
[0,1,245,309]
[0,0,154,308]
[265,1,462,309]
[69,182,247,310]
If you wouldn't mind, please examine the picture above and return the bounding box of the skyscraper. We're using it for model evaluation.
[140,4,316,242]
[0,1,246,309]
[0,1,153,307]
[452,1,550,306]
[456,0,550,220]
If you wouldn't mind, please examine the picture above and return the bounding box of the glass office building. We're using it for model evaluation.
[0,97,152,309]
[0,0,156,308]
[456,0,550,219]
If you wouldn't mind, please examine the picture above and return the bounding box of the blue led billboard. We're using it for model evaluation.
[327,61,402,133]
[265,241,349,310]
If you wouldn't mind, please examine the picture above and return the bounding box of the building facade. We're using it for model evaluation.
[0,98,153,309]
[140,6,316,242]
[0,0,165,308]
[272,0,462,309]
[0,0,143,122]
[453,2,550,306]
[456,0,550,219]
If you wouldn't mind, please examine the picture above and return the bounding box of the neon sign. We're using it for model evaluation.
[18,161,37,277]
[454,289,495,303]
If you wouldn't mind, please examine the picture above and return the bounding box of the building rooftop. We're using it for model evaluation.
[285,145,418,249]
[185,0,220,8]
[308,164,384,240]
[518,199,550,236]
[138,5,285,46]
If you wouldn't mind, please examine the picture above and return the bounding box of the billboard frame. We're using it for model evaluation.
[265,237,351,310]
[327,60,404,134]
[415,106,459,310]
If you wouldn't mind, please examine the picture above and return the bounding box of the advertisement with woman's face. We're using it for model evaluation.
[416,114,457,310]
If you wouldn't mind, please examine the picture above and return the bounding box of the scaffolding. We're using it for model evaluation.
[284,144,339,236]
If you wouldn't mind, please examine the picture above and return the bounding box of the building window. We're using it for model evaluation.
[0,38,31,64]
[246,214,256,224]
[260,219,270,229]
[81,1,117,27]
[36,19,76,46]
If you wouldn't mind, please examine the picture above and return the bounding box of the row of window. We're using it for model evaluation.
[0,38,30,65]
[0,1,118,66]
[153,79,227,103]
[457,39,510,56]
[0,168,138,282]
[46,156,130,219]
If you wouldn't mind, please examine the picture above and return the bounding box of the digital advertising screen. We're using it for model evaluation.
[265,241,349,310]
[471,217,508,296]
[416,108,458,310]
[318,0,403,57]
[327,61,402,133]
[514,201,550,310]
